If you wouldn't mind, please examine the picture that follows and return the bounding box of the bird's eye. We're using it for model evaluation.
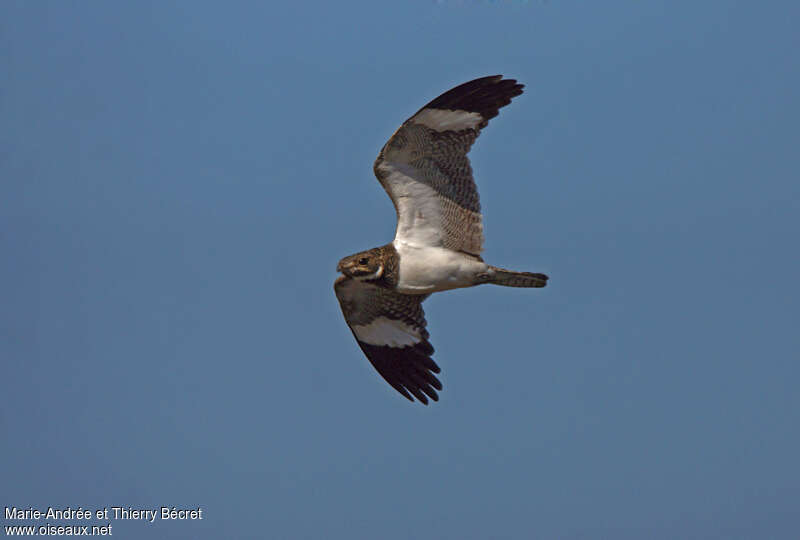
[358,257,369,265]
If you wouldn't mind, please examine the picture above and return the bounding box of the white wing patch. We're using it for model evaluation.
[380,164,444,248]
[352,316,422,348]
[411,108,483,132]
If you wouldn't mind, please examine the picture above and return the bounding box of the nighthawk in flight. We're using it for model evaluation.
[334,75,548,404]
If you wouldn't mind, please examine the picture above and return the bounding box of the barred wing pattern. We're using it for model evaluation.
[373,75,524,256]
[334,276,442,404]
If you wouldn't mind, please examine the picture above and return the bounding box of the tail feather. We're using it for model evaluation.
[488,266,548,288]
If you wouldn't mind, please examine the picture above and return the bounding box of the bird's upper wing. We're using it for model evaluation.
[334,276,442,404]
[373,75,524,256]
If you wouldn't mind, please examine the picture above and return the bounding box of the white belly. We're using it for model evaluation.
[393,241,488,293]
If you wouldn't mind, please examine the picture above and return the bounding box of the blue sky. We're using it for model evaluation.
[2,1,799,538]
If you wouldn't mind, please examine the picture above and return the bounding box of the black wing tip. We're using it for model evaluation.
[357,341,443,405]
[421,75,524,123]
[529,272,549,288]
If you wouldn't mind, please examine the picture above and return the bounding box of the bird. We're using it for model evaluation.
[334,75,549,405]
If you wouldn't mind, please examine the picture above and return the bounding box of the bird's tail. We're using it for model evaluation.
[488,266,548,288]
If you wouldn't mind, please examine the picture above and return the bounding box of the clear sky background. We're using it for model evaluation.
[2,1,799,538]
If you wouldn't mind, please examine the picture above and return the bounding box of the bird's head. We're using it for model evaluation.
[337,249,384,281]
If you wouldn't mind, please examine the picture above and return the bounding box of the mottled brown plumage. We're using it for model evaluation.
[336,243,400,289]
[335,75,549,405]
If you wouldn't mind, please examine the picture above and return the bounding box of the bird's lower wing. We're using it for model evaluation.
[334,276,441,404]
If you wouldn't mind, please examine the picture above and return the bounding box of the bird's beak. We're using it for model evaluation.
[336,261,345,273]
